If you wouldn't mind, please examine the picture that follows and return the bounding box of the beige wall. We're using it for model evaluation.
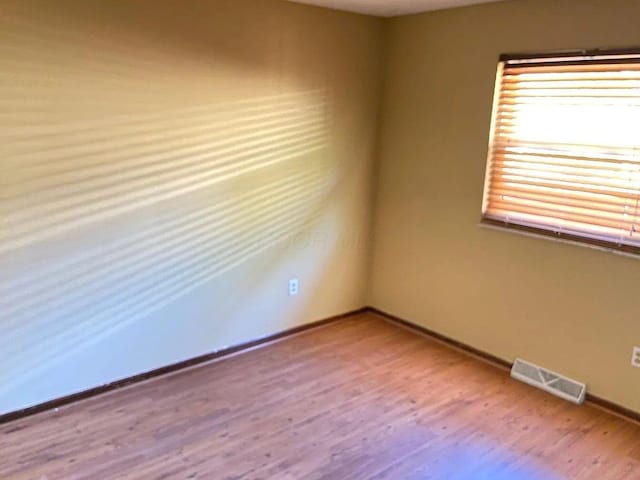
[0,0,383,414]
[370,0,640,412]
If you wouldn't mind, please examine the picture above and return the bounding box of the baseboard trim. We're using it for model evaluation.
[367,307,512,370]
[0,308,366,425]
[366,306,640,426]
[586,394,640,425]
[3,306,639,427]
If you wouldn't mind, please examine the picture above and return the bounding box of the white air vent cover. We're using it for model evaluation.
[511,359,586,405]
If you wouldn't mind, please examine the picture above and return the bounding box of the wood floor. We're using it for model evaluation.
[2,312,640,479]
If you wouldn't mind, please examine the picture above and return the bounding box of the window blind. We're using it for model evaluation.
[482,50,640,254]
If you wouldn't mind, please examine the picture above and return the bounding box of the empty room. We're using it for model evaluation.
[2,0,640,478]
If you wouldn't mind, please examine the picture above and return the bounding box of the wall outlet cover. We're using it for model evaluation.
[289,278,299,296]
[632,347,640,368]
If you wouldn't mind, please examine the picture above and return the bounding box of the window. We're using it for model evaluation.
[482,49,640,255]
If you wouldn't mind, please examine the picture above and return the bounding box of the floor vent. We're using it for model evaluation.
[511,359,586,405]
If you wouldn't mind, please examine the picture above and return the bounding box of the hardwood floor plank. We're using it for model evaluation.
[1,312,639,479]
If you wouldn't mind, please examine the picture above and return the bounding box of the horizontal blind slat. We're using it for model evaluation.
[487,193,631,220]
[503,63,640,75]
[490,177,640,199]
[486,200,633,232]
[491,167,638,183]
[492,139,640,153]
[501,81,640,90]
[491,173,640,197]
[488,186,633,211]
[491,154,640,169]
[496,97,640,107]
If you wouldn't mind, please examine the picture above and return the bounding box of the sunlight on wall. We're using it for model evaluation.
[1,91,331,252]
[0,0,382,410]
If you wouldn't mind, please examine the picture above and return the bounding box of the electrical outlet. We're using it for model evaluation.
[288,278,299,296]
[632,347,640,368]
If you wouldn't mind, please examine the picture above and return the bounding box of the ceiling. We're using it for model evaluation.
[287,0,505,17]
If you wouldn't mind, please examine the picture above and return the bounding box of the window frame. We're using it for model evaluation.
[480,47,640,257]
